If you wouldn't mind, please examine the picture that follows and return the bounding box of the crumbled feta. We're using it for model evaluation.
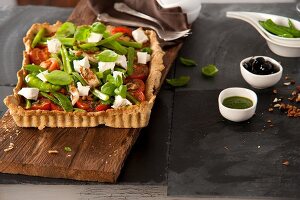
[77,82,90,96]
[112,95,132,108]
[73,56,90,73]
[137,52,150,64]
[87,32,103,43]
[69,85,79,105]
[113,71,124,79]
[36,70,49,82]
[18,87,39,100]
[98,62,115,73]
[132,28,149,43]
[116,55,127,69]
[47,38,62,54]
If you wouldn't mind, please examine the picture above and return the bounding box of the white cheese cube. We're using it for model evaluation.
[73,56,90,73]
[77,82,90,96]
[98,62,115,73]
[137,52,150,64]
[18,87,39,100]
[112,95,132,109]
[113,71,124,79]
[47,38,62,54]
[87,32,103,43]
[132,28,149,44]
[36,70,49,82]
[116,55,127,69]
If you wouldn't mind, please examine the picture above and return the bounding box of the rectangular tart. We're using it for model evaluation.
[4,21,165,129]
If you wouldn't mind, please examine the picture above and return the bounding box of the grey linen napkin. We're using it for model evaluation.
[88,0,189,31]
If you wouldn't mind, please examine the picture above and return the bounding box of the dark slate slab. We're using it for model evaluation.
[168,3,300,198]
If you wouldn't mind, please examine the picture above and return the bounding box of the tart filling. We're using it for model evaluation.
[4,21,165,129]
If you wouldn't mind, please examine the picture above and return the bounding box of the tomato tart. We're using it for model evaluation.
[4,21,165,129]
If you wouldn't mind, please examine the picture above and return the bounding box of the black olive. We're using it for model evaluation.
[248,58,255,66]
[252,59,262,73]
[263,61,274,73]
[256,57,265,65]
[243,62,251,71]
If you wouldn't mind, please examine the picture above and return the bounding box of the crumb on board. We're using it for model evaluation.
[282,160,289,166]
[48,150,59,154]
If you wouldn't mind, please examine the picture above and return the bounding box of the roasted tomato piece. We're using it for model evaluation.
[75,99,92,111]
[111,26,132,36]
[40,58,60,71]
[95,104,110,112]
[31,99,51,110]
[127,64,149,81]
[29,47,50,65]
[50,103,64,111]
[125,78,145,92]
[130,90,146,102]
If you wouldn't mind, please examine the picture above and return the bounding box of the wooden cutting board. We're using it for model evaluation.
[0,0,182,182]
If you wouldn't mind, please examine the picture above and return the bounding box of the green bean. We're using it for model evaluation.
[126,93,140,105]
[266,19,300,37]
[107,40,127,55]
[259,20,293,38]
[91,89,109,101]
[25,74,61,92]
[71,72,88,86]
[50,53,63,70]
[288,19,297,30]
[60,45,73,74]
[31,28,45,48]
[127,47,135,75]
[141,47,152,54]
[58,37,75,46]
[117,40,142,49]
[52,92,73,112]
[79,32,123,50]
[40,92,60,105]
[25,99,31,109]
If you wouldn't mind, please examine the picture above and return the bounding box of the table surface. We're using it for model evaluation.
[0,3,300,200]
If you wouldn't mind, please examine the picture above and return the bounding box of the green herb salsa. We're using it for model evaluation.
[222,96,253,109]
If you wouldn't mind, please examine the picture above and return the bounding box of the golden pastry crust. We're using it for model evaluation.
[4,21,165,129]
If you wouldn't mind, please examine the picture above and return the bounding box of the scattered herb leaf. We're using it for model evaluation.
[201,64,219,77]
[166,76,190,87]
[180,57,197,66]
[64,146,72,152]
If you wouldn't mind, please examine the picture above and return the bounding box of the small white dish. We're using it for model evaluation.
[240,56,283,89]
[218,87,257,122]
[226,11,300,57]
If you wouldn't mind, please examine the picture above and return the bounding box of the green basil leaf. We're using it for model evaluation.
[96,50,118,62]
[114,85,127,98]
[91,22,106,34]
[56,22,76,38]
[106,74,123,87]
[180,57,197,66]
[166,76,190,87]
[101,82,116,96]
[74,26,91,42]
[24,64,46,73]
[45,70,73,86]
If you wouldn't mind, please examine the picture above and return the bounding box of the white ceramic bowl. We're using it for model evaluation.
[186,5,201,24]
[226,11,300,57]
[218,87,257,122]
[157,0,201,13]
[240,56,283,89]
[157,0,201,24]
